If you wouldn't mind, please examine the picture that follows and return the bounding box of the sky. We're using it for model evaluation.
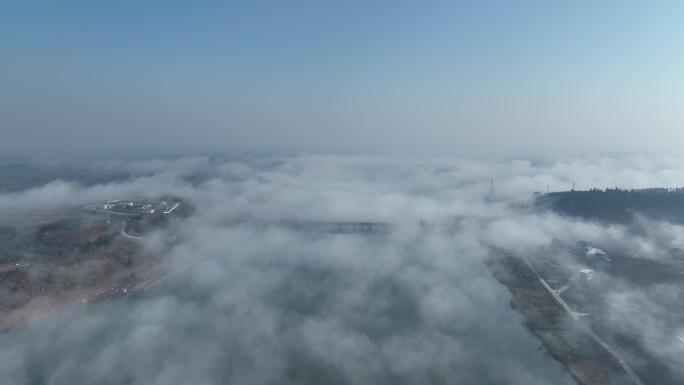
[2,1,684,157]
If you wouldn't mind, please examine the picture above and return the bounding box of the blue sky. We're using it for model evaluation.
[2,1,684,157]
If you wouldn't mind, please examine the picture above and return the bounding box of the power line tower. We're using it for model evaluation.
[490,179,494,196]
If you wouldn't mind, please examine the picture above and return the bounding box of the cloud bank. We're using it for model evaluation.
[1,155,683,384]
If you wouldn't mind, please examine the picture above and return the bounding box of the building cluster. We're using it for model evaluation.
[85,199,180,217]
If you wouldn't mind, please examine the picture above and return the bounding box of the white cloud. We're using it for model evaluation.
[0,154,683,383]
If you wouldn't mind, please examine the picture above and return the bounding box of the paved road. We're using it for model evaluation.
[538,276,588,320]
[83,205,141,216]
[556,271,581,294]
[517,254,645,385]
[163,202,180,214]
[121,220,142,240]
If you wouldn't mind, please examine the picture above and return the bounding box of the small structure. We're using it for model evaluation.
[586,247,605,256]
[585,247,612,271]
[579,268,594,281]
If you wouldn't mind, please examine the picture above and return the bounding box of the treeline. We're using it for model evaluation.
[536,188,684,224]
[585,187,684,194]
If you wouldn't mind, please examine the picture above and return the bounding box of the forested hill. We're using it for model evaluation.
[536,188,684,224]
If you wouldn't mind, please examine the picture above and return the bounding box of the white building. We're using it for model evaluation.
[585,247,612,271]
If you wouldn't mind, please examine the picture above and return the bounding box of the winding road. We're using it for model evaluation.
[121,220,142,240]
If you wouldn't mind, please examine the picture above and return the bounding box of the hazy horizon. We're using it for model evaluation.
[3,2,684,384]
[3,1,684,158]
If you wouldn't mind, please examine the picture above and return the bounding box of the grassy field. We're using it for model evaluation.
[536,330,610,361]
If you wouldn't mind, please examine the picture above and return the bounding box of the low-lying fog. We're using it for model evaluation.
[1,155,683,384]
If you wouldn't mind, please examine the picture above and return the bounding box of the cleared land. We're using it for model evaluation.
[0,209,180,330]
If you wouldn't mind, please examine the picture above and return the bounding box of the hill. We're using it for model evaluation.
[536,188,684,224]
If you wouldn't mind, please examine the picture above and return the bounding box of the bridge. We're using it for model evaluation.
[281,220,392,234]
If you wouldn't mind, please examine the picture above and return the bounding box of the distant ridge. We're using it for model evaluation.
[536,188,684,224]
